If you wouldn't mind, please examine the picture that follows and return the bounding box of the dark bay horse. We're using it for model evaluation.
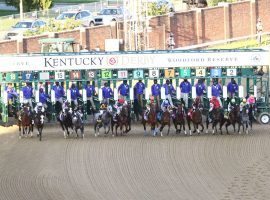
[158,107,172,136]
[172,104,186,135]
[206,106,224,135]
[18,106,33,139]
[34,111,45,141]
[57,107,73,139]
[72,109,84,138]
[112,105,131,136]
[142,103,159,136]
[187,104,204,135]
[224,105,241,134]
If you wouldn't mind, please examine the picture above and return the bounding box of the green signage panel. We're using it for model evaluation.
[101,70,112,79]
[5,73,19,82]
[133,69,144,79]
[179,69,191,77]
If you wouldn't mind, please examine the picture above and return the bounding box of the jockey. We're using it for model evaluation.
[113,98,125,121]
[19,99,32,120]
[74,105,84,124]
[247,95,256,105]
[144,96,155,120]
[161,99,171,112]
[240,98,248,112]
[62,100,71,111]
[227,98,236,112]
[208,96,221,123]
[34,102,45,116]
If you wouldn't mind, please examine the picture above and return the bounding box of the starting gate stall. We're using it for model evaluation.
[0,49,269,125]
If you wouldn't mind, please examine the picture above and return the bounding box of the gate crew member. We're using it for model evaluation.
[22,82,34,109]
[180,78,192,108]
[39,88,49,110]
[134,80,145,109]
[211,79,222,107]
[70,83,81,107]
[118,80,129,100]
[162,79,175,107]
[151,79,161,109]
[227,78,238,98]
[102,82,113,105]
[195,79,206,103]
[85,81,96,111]
[6,83,18,104]
[52,82,65,106]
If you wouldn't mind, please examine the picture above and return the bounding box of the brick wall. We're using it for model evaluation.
[0,0,269,54]
[229,1,251,38]
[0,40,17,54]
[202,7,225,42]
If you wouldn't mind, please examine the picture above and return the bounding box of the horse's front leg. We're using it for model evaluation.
[173,121,178,134]
[200,123,204,133]
[159,124,164,137]
[225,121,230,134]
[143,121,147,136]
[182,122,187,135]
[212,122,216,135]
[115,124,119,136]
[205,119,209,134]
[167,123,171,136]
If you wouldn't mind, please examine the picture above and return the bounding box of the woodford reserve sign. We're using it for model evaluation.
[0,50,268,72]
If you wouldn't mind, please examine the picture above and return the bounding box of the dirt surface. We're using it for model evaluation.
[0,123,270,200]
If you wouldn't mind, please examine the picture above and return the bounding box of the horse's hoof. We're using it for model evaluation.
[95,134,97,137]
[19,136,22,139]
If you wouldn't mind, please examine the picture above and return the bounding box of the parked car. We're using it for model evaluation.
[55,10,95,27]
[5,19,46,40]
[94,7,125,26]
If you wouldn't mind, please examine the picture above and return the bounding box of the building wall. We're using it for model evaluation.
[0,0,269,54]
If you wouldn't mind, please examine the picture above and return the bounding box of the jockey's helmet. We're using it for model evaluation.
[248,95,255,104]
[39,87,44,93]
[118,98,125,104]
[23,100,28,105]
[37,102,43,107]
[242,98,247,103]
[211,96,217,100]
[231,98,236,103]
[164,99,169,104]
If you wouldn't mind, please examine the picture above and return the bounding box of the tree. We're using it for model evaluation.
[148,2,169,16]
[39,0,53,10]
[5,0,52,12]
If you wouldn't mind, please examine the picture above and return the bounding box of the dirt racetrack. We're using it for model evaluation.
[0,123,270,200]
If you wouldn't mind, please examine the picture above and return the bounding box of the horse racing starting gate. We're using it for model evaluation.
[0,49,269,125]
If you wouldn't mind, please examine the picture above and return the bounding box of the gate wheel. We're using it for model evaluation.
[258,112,270,125]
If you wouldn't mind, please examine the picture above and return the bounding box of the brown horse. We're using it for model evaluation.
[206,106,224,135]
[224,105,241,134]
[142,103,159,136]
[172,104,186,135]
[187,104,204,135]
[112,105,130,136]
[18,106,33,139]
[159,107,172,136]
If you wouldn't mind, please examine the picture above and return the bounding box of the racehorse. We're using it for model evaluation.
[187,103,204,135]
[72,109,84,138]
[18,106,33,139]
[172,104,186,135]
[57,107,73,139]
[94,109,112,137]
[112,104,131,136]
[224,105,241,134]
[158,106,172,136]
[34,110,45,141]
[206,105,224,134]
[248,104,256,130]
[142,103,159,136]
[239,106,250,134]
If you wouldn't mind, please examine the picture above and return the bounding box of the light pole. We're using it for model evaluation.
[20,0,23,20]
